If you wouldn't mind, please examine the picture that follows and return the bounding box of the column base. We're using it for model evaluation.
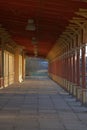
[82,89,87,105]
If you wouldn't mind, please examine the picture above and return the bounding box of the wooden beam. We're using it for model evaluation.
[66,26,79,34]
[60,34,71,43]
[79,8,87,12]
[63,31,74,38]
[75,12,87,19]
[70,17,87,28]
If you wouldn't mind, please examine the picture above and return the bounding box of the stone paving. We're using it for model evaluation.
[0,77,87,130]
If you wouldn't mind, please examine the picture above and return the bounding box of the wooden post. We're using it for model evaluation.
[22,52,25,80]
[14,48,20,83]
[76,49,80,86]
[82,46,86,89]
[73,52,76,83]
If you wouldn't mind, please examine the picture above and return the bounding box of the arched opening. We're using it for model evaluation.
[25,57,48,78]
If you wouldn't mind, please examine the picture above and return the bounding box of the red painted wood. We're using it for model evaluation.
[0,0,87,57]
[76,49,80,86]
[73,53,76,83]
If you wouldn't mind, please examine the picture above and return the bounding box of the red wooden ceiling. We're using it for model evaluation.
[0,0,87,58]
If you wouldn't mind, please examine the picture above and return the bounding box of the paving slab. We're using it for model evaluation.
[0,77,87,130]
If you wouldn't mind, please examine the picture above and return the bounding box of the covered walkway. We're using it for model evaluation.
[1,1,87,129]
[0,77,87,130]
[1,0,87,105]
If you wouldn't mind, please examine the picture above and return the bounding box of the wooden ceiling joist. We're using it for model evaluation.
[0,0,87,59]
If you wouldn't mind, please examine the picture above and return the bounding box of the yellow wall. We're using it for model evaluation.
[4,51,14,87]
